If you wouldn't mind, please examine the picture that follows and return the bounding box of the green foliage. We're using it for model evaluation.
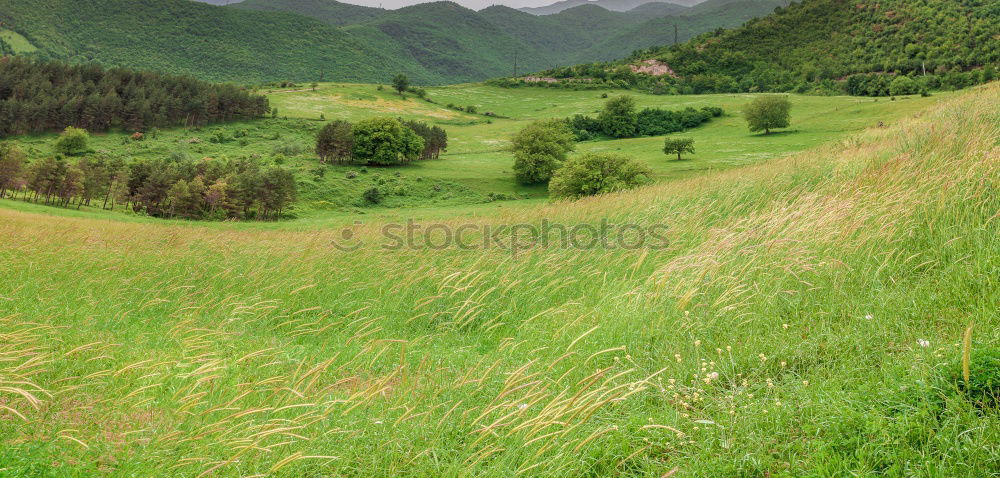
[744,96,791,134]
[510,119,575,185]
[401,120,448,160]
[598,95,638,138]
[0,57,268,137]
[548,152,652,199]
[949,347,1000,410]
[315,120,354,164]
[510,0,1000,97]
[570,102,721,139]
[392,74,410,95]
[351,117,424,166]
[53,127,89,156]
[0,143,27,196]
[889,76,920,97]
[362,186,383,204]
[663,137,694,160]
[230,0,384,26]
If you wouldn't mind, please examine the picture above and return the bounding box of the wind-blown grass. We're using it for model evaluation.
[0,83,997,475]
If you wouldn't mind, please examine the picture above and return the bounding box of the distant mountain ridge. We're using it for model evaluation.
[518,0,701,15]
[0,0,781,84]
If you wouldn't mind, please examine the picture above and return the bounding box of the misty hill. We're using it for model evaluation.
[519,0,700,15]
[230,0,386,26]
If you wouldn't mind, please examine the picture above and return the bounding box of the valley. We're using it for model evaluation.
[3,82,948,225]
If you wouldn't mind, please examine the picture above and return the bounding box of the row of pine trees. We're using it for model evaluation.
[0,56,270,137]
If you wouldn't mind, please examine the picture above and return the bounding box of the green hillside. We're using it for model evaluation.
[511,0,1000,95]
[0,0,425,83]
[577,0,789,61]
[229,0,386,26]
[0,0,793,85]
[0,80,997,475]
[342,2,553,82]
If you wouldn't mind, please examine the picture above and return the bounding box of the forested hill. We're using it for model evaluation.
[229,0,386,26]
[509,0,999,95]
[0,0,424,83]
[0,0,788,85]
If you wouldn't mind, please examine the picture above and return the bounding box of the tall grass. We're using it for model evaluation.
[0,83,998,475]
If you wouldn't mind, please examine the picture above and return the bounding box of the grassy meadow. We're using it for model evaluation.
[7,82,952,226]
[0,82,997,476]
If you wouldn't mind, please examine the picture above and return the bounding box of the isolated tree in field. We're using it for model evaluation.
[663,137,695,161]
[743,96,791,135]
[392,74,410,96]
[352,117,424,165]
[54,127,90,156]
[598,95,638,138]
[510,119,575,184]
[316,120,354,163]
[549,152,652,199]
[0,143,26,198]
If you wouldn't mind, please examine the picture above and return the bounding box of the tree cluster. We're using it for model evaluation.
[567,95,723,141]
[548,152,652,200]
[0,140,296,220]
[315,117,446,165]
[0,57,270,137]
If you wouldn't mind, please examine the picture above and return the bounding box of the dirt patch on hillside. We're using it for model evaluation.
[630,60,678,78]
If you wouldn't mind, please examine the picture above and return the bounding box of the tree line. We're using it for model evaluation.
[0,56,270,137]
[316,117,447,165]
[0,139,296,221]
[566,95,723,141]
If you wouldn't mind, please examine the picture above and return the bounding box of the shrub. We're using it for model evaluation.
[209,131,230,144]
[54,127,89,156]
[273,142,306,156]
[548,152,652,199]
[363,187,383,204]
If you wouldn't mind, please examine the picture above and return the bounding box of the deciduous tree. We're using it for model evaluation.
[511,120,575,184]
[744,96,791,135]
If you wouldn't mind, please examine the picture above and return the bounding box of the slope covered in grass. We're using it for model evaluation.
[1,81,997,474]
